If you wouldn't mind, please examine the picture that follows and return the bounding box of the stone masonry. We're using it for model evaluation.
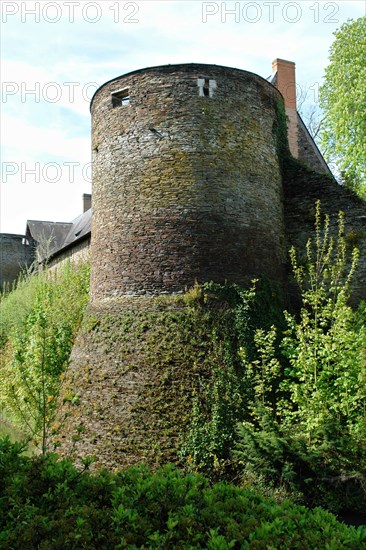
[53,61,366,470]
[90,63,287,300]
[0,234,34,291]
[2,60,365,470]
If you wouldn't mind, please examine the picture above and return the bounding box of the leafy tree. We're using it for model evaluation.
[236,202,366,513]
[0,262,90,453]
[320,17,366,195]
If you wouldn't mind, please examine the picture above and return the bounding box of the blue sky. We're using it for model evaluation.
[1,0,365,234]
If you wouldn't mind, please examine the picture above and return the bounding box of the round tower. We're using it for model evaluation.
[90,63,286,300]
[55,64,289,469]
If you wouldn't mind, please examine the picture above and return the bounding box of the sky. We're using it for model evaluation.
[1,0,365,234]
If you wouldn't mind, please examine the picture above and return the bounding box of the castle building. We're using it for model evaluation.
[2,59,365,468]
[2,59,362,297]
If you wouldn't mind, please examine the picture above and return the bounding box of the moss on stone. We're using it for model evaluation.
[274,97,291,166]
[54,282,284,472]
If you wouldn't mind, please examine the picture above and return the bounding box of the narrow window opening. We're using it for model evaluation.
[111,88,130,107]
[203,78,210,97]
[197,77,217,98]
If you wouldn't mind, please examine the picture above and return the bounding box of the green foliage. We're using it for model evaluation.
[320,17,366,195]
[179,282,254,475]
[0,262,90,452]
[0,267,41,347]
[180,280,285,478]
[0,410,27,443]
[235,202,366,513]
[62,280,284,472]
[274,97,291,164]
[0,438,364,549]
[355,300,366,330]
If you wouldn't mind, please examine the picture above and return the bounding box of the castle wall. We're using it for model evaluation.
[54,63,291,468]
[55,295,235,469]
[47,237,91,272]
[0,234,34,291]
[90,63,287,300]
[284,161,366,305]
[55,62,366,472]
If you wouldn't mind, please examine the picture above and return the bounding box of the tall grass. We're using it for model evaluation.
[0,261,90,446]
[0,266,43,347]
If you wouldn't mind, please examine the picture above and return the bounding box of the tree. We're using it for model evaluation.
[0,262,90,453]
[235,202,366,512]
[320,17,366,196]
[297,85,323,142]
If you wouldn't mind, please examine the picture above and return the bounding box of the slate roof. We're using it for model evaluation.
[267,73,277,86]
[61,209,92,250]
[26,209,91,262]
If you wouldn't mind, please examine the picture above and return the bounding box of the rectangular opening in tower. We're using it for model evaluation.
[203,78,210,96]
[111,88,130,107]
[197,77,217,98]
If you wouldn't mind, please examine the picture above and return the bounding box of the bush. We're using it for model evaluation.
[0,267,42,346]
[0,437,364,549]
[180,280,285,478]
[235,202,366,513]
[0,262,90,451]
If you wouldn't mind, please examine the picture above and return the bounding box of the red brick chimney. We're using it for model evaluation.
[272,58,298,157]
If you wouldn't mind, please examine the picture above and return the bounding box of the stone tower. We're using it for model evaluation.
[55,62,366,469]
[55,64,292,468]
[90,64,287,300]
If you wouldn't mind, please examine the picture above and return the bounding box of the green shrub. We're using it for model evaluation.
[180,280,285,478]
[0,262,90,451]
[0,267,42,347]
[0,438,364,549]
[235,202,366,513]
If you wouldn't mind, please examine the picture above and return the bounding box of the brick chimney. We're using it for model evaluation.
[272,58,298,157]
[83,193,92,212]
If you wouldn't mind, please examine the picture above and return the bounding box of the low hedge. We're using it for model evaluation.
[0,437,365,549]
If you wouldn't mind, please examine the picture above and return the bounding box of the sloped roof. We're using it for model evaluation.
[26,209,91,262]
[61,209,92,250]
[267,73,277,86]
[26,221,72,260]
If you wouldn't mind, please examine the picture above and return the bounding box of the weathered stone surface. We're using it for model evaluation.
[53,63,366,470]
[90,63,287,300]
[284,160,366,305]
[296,115,331,176]
[48,237,91,272]
[55,294,239,470]
[0,234,34,291]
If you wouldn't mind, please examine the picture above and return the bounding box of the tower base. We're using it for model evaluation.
[54,288,248,470]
